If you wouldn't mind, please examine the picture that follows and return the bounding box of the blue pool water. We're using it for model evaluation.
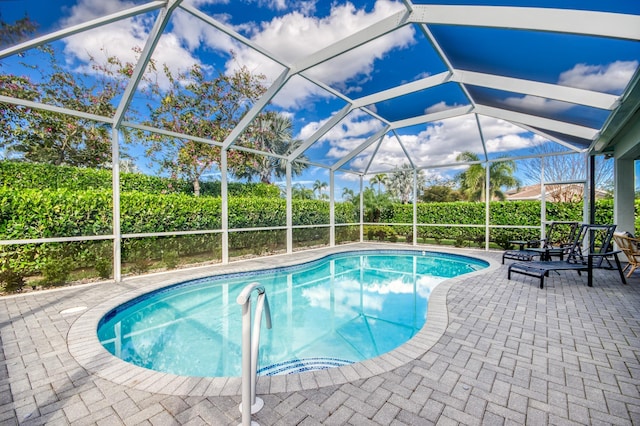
[98,250,487,377]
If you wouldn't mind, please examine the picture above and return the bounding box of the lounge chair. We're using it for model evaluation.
[508,224,627,289]
[502,221,579,264]
[613,232,640,278]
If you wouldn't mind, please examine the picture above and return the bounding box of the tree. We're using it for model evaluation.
[341,187,356,204]
[291,183,314,200]
[519,143,613,201]
[0,75,39,159]
[313,180,328,200]
[362,187,392,222]
[455,152,519,201]
[456,152,485,201]
[140,63,268,196]
[420,176,462,202]
[0,13,37,48]
[387,164,425,204]
[232,113,308,184]
[369,173,387,195]
[1,48,121,167]
[421,185,462,202]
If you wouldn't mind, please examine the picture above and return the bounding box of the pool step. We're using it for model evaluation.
[258,357,354,376]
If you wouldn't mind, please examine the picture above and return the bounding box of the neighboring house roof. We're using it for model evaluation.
[506,184,609,201]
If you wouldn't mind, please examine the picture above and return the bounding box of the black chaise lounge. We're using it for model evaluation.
[508,224,627,289]
[502,221,579,264]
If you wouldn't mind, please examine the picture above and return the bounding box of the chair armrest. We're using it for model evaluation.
[588,250,621,258]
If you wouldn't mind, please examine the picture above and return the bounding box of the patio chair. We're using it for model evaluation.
[507,224,627,289]
[613,232,640,278]
[502,221,579,264]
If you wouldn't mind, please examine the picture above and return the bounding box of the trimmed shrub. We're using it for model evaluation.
[0,160,279,198]
[41,255,73,285]
[1,175,636,285]
[0,268,25,292]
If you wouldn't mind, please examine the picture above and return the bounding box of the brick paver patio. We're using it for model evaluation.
[1,244,639,425]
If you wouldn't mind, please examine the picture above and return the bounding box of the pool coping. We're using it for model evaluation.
[67,243,500,396]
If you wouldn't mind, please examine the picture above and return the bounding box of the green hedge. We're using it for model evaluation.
[375,200,637,249]
[0,188,113,239]
[0,189,360,238]
[0,181,636,289]
[384,200,587,226]
[0,188,358,282]
[0,161,280,198]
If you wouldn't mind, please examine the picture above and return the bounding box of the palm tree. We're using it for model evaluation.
[263,114,308,181]
[369,173,387,195]
[362,187,392,222]
[455,152,519,201]
[342,187,356,204]
[291,183,314,199]
[488,160,519,200]
[233,114,308,183]
[313,180,328,199]
[456,152,485,201]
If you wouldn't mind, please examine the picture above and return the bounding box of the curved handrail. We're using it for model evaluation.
[236,282,272,426]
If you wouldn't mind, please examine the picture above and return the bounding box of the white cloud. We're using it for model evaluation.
[484,133,541,154]
[478,116,542,153]
[476,116,525,140]
[322,111,385,157]
[425,101,459,114]
[298,109,384,145]
[401,116,481,166]
[61,0,138,25]
[503,95,571,114]
[558,61,638,93]
[269,74,325,110]
[60,1,206,90]
[295,109,386,171]
[59,0,412,103]
[347,115,543,171]
[170,8,236,53]
[230,1,412,108]
[265,0,287,11]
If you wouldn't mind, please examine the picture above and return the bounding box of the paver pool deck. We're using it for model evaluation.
[1,243,639,425]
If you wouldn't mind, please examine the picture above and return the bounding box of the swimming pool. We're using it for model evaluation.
[98,250,487,377]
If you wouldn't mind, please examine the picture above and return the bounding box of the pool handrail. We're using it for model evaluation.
[236,282,272,426]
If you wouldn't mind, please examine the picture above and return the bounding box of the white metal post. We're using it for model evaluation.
[485,161,490,250]
[286,162,292,254]
[359,176,364,242]
[412,169,418,246]
[111,127,122,282]
[540,159,546,240]
[583,152,590,223]
[221,150,229,264]
[330,171,335,247]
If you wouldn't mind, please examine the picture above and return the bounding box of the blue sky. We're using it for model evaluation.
[2,0,640,193]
